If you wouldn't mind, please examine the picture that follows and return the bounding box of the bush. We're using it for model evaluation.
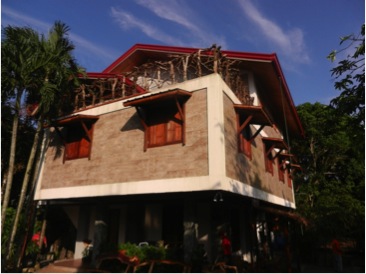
[118,242,145,262]
[118,242,166,262]
[141,245,166,260]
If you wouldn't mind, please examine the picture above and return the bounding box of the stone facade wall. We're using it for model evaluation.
[223,93,294,202]
[41,89,208,189]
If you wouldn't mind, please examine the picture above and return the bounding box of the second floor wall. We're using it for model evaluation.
[35,74,296,207]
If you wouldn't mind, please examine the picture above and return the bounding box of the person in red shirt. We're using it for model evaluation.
[221,232,232,264]
[331,238,343,272]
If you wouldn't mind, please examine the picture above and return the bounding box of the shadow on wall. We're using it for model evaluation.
[46,206,77,259]
[48,128,64,161]
[120,111,144,132]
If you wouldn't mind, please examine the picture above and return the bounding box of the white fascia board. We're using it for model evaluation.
[221,177,296,209]
[35,175,294,209]
[35,176,211,200]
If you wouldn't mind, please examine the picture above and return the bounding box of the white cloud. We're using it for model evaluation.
[110,7,184,46]
[123,0,227,48]
[238,0,310,64]
[2,6,116,63]
[135,0,200,33]
[2,6,50,32]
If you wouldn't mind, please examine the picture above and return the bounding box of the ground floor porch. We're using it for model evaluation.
[37,190,303,272]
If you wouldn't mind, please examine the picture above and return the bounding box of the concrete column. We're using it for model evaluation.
[91,205,108,266]
[197,203,211,261]
[74,206,91,259]
[144,204,162,243]
[118,206,126,244]
[240,206,252,263]
[183,200,197,264]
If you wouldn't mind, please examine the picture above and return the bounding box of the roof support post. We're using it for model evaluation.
[238,115,253,133]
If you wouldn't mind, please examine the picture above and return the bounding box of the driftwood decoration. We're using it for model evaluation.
[73,76,140,110]
[73,44,254,111]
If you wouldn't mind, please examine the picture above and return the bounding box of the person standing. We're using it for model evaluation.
[221,232,232,264]
[331,238,343,272]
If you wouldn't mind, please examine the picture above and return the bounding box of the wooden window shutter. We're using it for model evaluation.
[147,104,183,148]
[167,111,182,143]
[240,125,252,159]
[79,126,93,158]
[65,140,80,160]
[149,123,166,146]
[277,158,285,182]
[65,126,82,160]
[263,142,274,175]
[64,123,93,161]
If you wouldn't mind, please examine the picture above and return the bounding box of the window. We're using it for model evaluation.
[146,103,183,148]
[263,142,274,175]
[124,89,192,151]
[238,120,252,159]
[277,157,285,182]
[262,137,288,176]
[234,105,272,159]
[287,171,292,188]
[64,123,94,161]
[52,115,99,163]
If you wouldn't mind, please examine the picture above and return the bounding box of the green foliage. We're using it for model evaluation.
[1,208,16,256]
[295,28,365,251]
[1,22,84,266]
[292,102,364,247]
[25,241,40,256]
[141,245,166,260]
[327,24,365,126]
[118,242,146,261]
[118,242,166,262]
[1,208,27,263]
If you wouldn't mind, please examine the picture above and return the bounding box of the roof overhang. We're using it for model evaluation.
[51,114,99,127]
[103,44,304,138]
[234,105,272,126]
[262,137,289,151]
[123,88,192,108]
[262,137,289,160]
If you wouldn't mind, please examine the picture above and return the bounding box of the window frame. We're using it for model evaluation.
[124,89,192,151]
[51,115,99,163]
[238,120,252,159]
[145,103,185,148]
[234,105,272,159]
[262,137,288,176]
[64,122,94,162]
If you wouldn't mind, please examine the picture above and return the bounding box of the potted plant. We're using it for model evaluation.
[118,242,145,265]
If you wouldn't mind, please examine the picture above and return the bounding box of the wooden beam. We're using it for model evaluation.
[250,125,265,141]
[238,115,253,133]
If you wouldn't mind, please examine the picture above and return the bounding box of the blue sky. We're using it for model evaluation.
[2,0,364,105]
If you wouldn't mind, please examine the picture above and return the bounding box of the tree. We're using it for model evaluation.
[327,24,365,126]
[292,102,364,247]
[293,24,365,254]
[1,26,40,232]
[2,21,83,267]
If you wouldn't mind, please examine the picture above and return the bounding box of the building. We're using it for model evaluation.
[34,44,305,268]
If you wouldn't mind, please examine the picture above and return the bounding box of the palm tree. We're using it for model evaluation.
[4,21,84,266]
[1,26,40,233]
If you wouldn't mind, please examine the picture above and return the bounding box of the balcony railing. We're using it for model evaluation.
[73,74,146,111]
